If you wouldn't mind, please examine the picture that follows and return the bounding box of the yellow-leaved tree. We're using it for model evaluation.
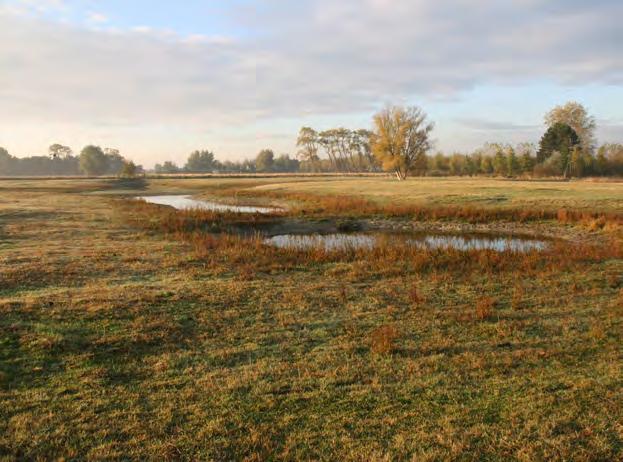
[371,105,434,180]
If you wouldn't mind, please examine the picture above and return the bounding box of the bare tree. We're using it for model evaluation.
[296,127,321,170]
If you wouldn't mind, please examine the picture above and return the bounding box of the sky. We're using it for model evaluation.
[1,0,622,167]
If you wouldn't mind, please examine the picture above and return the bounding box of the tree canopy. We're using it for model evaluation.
[79,145,109,176]
[48,144,72,159]
[154,161,180,174]
[255,149,275,172]
[371,105,434,180]
[296,127,376,172]
[184,150,217,172]
[537,123,580,166]
[545,101,595,153]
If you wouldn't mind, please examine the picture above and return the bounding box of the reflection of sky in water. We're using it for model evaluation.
[414,235,546,252]
[266,233,547,252]
[268,234,376,251]
[138,195,278,214]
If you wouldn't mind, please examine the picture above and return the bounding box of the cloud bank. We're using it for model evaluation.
[1,0,622,163]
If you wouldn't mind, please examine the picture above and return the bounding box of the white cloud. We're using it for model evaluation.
[87,12,108,24]
[0,0,622,164]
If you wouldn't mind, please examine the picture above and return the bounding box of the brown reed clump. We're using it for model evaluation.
[254,190,623,226]
[475,297,496,321]
[408,284,423,307]
[370,324,399,355]
[511,285,525,311]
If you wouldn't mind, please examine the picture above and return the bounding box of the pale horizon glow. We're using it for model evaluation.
[1,0,622,168]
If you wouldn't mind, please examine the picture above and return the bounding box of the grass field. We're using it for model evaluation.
[1,176,622,461]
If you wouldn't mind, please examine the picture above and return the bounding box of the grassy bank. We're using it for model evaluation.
[1,177,621,460]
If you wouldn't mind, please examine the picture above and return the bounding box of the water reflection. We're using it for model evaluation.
[137,195,279,214]
[265,232,547,252]
[267,233,376,251]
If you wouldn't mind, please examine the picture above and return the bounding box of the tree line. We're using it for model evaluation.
[154,149,300,174]
[0,144,140,177]
[297,101,623,179]
[296,128,377,172]
[2,101,622,178]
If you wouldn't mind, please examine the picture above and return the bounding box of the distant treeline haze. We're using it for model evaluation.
[0,145,139,177]
[1,102,622,177]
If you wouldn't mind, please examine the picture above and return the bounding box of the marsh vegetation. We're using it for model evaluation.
[0,176,621,460]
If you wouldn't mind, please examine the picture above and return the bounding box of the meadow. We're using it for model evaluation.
[0,176,622,461]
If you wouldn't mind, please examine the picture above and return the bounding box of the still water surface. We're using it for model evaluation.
[137,195,279,214]
[265,233,548,252]
[136,196,548,252]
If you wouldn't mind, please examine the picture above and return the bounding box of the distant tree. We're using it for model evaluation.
[516,143,536,175]
[296,127,321,171]
[428,152,450,175]
[352,129,377,171]
[371,105,434,180]
[545,101,596,153]
[465,155,479,176]
[154,161,180,174]
[412,150,428,176]
[104,148,126,175]
[534,152,564,177]
[493,149,507,176]
[79,145,108,176]
[48,144,72,159]
[104,148,119,156]
[296,126,375,172]
[567,147,583,178]
[519,151,535,175]
[595,147,609,176]
[506,147,520,177]
[120,160,138,178]
[449,153,465,176]
[0,147,15,175]
[241,159,256,173]
[596,143,623,176]
[184,150,217,172]
[480,156,494,175]
[255,149,275,172]
[273,154,300,172]
[537,123,580,168]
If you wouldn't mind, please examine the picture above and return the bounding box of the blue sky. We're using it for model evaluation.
[1,0,622,166]
[3,0,247,35]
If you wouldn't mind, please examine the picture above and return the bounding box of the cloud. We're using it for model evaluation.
[455,118,540,132]
[0,0,622,163]
[0,13,255,126]
[249,0,623,115]
[87,12,108,24]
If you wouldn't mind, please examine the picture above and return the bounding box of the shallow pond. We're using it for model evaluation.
[265,232,548,252]
[137,195,279,214]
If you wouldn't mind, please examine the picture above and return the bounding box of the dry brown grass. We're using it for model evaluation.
[511,285,525,311]
[370,324,399,355]
[408,284,423,308]
[218,185,623,227]
[475,297,496,321]
[1,177,622,461]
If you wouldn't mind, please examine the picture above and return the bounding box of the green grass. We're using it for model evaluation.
[0,177,621,461]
